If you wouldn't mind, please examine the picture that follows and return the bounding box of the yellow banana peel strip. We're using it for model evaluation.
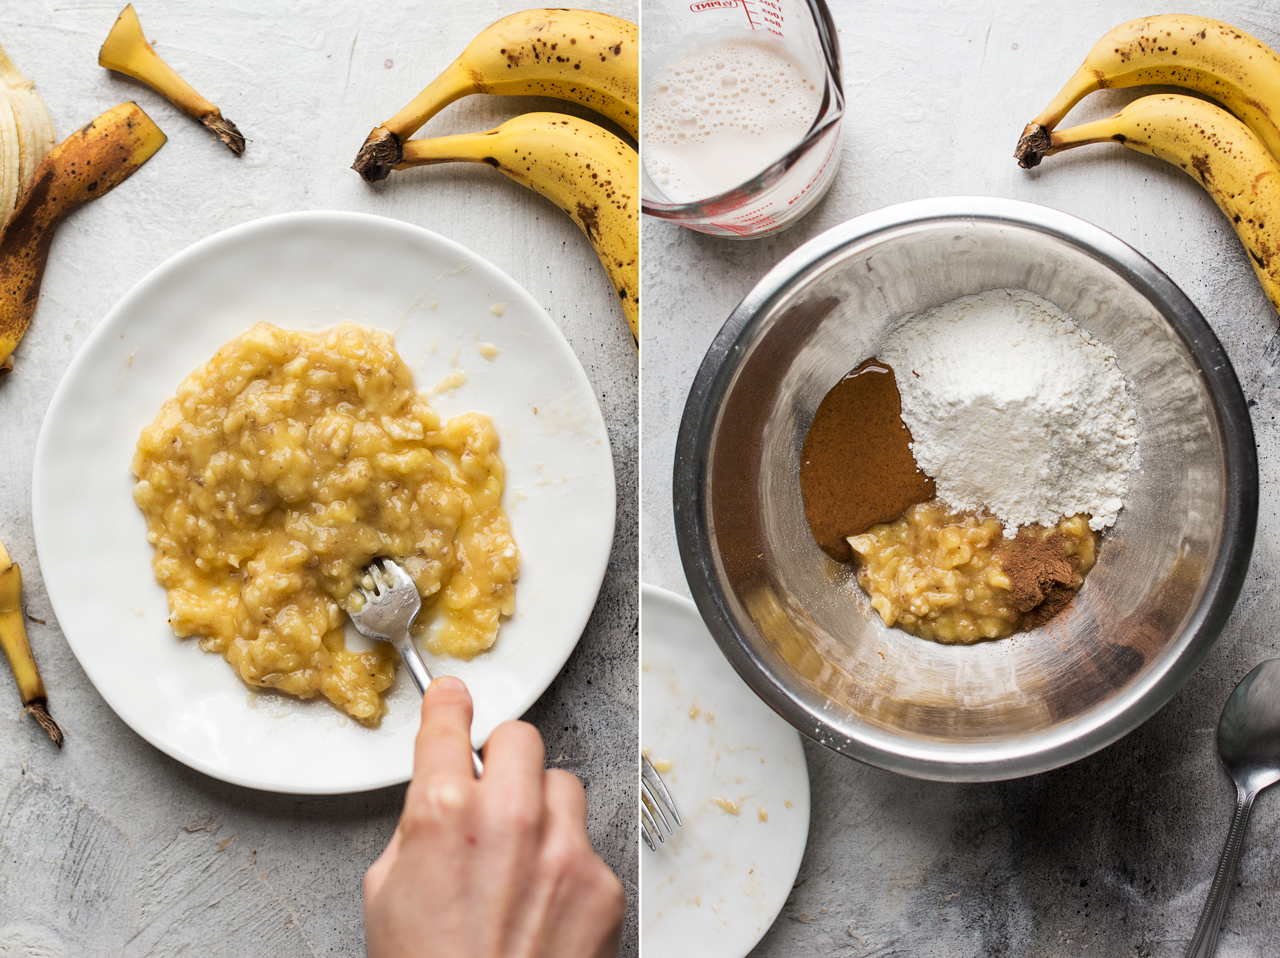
[99,4,244,155]
[0,538,61,746]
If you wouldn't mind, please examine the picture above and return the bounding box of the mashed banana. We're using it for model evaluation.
[132,322,519,723]
[848,502,1095,644]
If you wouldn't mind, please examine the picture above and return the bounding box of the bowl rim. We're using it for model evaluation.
[673,195,1260,782]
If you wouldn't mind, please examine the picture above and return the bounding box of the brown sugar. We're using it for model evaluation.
[799,359,935,562]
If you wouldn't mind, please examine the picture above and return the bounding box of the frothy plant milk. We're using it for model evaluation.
[644,34,823,203]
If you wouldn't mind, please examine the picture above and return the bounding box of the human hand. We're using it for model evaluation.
[364,676,625,958]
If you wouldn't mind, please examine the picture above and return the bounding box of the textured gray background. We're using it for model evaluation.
[641,1,1280,955]
[0,1,638,956]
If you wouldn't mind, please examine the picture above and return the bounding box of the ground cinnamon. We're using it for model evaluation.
[998,530,1083,629]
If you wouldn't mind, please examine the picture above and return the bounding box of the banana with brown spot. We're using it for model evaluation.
[398,112,638,342]
[354,8,637,182]
[1017,15,1280,168]
[1039,93,1280,314]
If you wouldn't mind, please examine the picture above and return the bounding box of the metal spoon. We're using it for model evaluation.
[1185,658,1280,958]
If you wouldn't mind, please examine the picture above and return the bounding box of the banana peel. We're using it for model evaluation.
[0,101,166,373]
[0,536,61,746]
[0,41,56,226]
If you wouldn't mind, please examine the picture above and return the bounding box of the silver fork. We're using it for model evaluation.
[641,755,682,850]
[348,557,483,779]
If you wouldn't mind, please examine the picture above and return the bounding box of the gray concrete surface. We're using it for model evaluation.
[641,1,1280,955]
[0,2,637,956]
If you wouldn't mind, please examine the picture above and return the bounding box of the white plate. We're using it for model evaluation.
[31,211,616,794]
[640,584,810,958]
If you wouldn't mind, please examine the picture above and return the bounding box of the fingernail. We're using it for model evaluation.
[431,675,465,692]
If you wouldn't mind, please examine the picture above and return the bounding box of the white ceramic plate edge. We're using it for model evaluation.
[641,583,811,958]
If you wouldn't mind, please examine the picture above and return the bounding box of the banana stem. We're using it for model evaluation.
[396,132,502,170]
[1044,115,1130,155]
[385,63,476,141]
[352,64,477,183]
[1015,65,1103,168]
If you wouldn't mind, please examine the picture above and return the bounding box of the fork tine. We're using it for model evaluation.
[373,559,393,596]
[641,822,655,851]
[642,757,682,828]
[641,778,672,834]
[640,797,663,844]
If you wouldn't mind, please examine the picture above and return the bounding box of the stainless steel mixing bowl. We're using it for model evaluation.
[673,196,1258,781]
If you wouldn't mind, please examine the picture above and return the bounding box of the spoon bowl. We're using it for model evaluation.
[1185,658,1280,957]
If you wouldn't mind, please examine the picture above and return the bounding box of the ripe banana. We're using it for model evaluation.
[0,535,62,746]
[1017,15,1280,169]
[398,112,638,340]
[0,102,166,372]
[1041,94,1280,313]
[354,8,638,182]
[99,4,245,155]
[0,42,56,227]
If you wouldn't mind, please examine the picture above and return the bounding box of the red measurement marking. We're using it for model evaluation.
[786,134,839,204]
[688,0,770,31]
[757,0,783,33]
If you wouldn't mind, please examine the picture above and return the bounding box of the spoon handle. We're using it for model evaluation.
[1184,783,1257,958]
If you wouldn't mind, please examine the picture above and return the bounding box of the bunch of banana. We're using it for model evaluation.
[0,42,56,228]
[353,8,637,182]
[0,102,166,372]
[352,8,639,343]
[99,4,245,155]
[398,113,637,335]
[1016,16,1280,169]
[1016,15,1280,315]
[0,534,62,746]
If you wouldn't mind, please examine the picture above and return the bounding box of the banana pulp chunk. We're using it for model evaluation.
[131,322,519,724]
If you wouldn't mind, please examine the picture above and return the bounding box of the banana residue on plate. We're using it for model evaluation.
[131,322,519,724]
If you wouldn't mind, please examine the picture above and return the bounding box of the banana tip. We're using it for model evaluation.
[1015,124,1051,169]
[25,700,64,747]
[201,112,245,155]
[352,127,403,183]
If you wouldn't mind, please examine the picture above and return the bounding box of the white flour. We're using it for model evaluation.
[879,288,1138,537]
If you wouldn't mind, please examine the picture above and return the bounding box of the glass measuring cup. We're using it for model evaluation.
[641,0,844,238]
